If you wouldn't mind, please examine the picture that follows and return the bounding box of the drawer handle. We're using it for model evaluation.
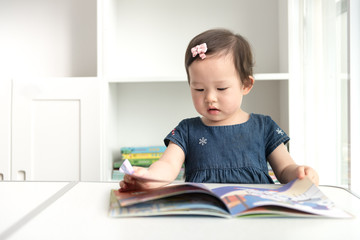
[17,170,26,181]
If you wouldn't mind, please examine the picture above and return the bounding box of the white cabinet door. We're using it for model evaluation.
[0,79,11,180]
[12,78,101,181]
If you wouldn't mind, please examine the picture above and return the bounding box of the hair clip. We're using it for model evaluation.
[191,43,207,59]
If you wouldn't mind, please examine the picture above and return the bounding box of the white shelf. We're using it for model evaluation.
[105,76,187,83]
[104,73,289,83]
[254,73,289,81]
[100,0,288,80]
[100,0,290,180]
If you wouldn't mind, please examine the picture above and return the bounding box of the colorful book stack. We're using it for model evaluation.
[267,163,279,184]
[112,146,185,181]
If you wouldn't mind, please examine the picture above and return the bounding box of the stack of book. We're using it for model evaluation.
[267,163,279,184]
[112,146,184,181]
[121,146,167,166]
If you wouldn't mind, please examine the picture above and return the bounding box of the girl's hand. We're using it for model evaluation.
[119,166,152,191]
[296,165,319,186]
[119,142,185,191]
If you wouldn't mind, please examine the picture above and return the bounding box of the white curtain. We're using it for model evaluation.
[288,0,350,187]
[349,0,360,195]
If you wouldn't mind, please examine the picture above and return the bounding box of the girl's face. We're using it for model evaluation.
[188,54,253,126]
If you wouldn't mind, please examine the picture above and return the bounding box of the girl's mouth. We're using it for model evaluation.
[208,107,220,115]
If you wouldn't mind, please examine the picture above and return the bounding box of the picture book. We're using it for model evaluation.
[121,152,163,160]
[109,177,352,218]
[113,160,122,169]
[114,158,159,168]
[121,146,166,154]
[126,158,158,167]
[110,159,351,218]
[112,170,125,180]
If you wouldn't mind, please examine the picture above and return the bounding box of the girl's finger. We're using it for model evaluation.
[297,166,305,179]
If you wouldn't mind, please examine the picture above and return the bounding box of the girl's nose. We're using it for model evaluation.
[205,90,217,103]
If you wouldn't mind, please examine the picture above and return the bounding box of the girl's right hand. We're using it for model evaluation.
[119,166,153,191]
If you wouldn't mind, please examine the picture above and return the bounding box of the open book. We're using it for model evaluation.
[109,176,352,218]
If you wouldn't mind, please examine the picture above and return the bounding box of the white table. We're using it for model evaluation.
[0,181,72,237]
[1,182,360,240]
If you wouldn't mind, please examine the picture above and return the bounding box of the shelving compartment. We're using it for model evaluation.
[100,0,289,180]
[100,0,288,79]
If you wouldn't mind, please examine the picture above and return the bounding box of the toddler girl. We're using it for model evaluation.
[120,29,319,191]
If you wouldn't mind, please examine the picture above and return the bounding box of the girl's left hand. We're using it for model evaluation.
[296,165,319,186]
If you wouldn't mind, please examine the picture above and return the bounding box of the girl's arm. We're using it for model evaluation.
[119,141,185,191]
[267,143,319,185]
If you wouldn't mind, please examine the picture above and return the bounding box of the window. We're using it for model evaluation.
[289,0,359,193]
[349,0,360,195]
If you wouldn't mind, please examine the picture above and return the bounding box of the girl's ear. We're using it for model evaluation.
[242,76,255,95]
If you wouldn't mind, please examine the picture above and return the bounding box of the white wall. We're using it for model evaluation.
[0,0,97,78]
[103,0,282,79]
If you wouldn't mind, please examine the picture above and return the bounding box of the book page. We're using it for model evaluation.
[109,183,231,218]
[210,177,352,218]
[113,183,218,207]
[110,191,230,218]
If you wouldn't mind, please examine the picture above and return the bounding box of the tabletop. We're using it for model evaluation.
[1,181,360,240]
[0,181,71,235]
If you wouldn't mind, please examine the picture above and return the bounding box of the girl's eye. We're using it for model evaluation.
[217,88,228,91]
[195,89,204,92]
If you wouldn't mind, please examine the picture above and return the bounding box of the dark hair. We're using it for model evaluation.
[185,28,254,87]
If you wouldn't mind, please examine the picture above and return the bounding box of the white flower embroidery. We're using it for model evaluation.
[199,137,207,146]
[276,128,284,135]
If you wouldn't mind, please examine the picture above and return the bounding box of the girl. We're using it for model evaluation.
[120,29,319,191]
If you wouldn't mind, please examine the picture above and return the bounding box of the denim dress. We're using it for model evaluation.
[164,113,289,184]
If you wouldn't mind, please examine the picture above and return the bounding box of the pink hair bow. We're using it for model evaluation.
[191,43,207,59]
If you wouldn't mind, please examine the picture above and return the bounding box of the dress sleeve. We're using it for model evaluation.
[264,116,290,157]
[163,119,188,155]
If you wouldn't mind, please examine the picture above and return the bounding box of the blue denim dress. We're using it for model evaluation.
[164,113,289,184]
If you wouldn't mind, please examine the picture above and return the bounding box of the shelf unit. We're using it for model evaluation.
[2,0,356,187]
[98,0,290,180]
